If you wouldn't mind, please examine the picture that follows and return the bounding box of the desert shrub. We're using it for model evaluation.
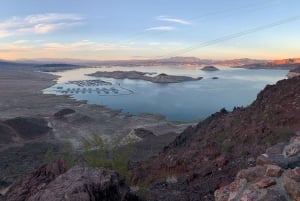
[221,139,234,153]
[83,134,136,180]
[44,140,75,168]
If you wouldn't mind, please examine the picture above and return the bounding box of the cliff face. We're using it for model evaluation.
[272,58,300,65]
[132,76,300,201]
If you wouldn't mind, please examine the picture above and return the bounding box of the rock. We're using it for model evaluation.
[283,167,300,201]
[54,108,75,118]
[4,159,141,201]
[283,137,300,157]
[260,189,287,201]
[240,188,260,201]
[265,165,282,177]
[237,166,266,182]
[27,167,140,201]
[247,157,255,166]
[214,179,247,201]
[286,155,300,168]
[256,154,273,166]
[256,154,288,168]
[266,143,286,155]
[251,177,276,189]
[3,158,67,201]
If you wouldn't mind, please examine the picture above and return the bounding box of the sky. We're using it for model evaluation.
[0,0,300,61]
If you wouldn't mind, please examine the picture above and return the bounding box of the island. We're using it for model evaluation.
[87,71,203,83]
[201,66,220,71]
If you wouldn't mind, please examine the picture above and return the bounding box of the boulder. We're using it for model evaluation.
[265,165,282,177]
[251,177,276,189]
[283,136,300,157]
[240,188,260,201]
[283,167,300,201]
[236,166,266,182]
[214,179,247,201]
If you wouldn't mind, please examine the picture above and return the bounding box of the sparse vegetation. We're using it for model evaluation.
[82,134,136,180]
[45,140,75,168]
[221,139,234,153]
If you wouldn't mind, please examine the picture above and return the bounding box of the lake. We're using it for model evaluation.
[43,66,288,121]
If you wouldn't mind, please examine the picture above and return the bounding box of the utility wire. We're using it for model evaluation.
[161,15,300,58]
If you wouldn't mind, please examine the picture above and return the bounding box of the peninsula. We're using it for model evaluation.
[88,71,202,83]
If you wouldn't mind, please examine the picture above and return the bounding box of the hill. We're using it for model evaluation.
[132,76,300,200]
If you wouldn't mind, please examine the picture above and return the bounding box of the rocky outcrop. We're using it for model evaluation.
[3,159,141,201]
[3,158,67,201]
[132,76,300,200]
[215,135,300,201]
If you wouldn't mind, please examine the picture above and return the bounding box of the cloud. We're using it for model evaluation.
[0,13,84,38]
[43,40,135,51]
[145,26,175,31]
[156,16,191,25]
[13,40,29,44]
[148,42,160,46]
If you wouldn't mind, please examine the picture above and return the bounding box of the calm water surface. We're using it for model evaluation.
[44,66,288,121]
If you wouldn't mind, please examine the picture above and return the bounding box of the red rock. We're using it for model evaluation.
[256,154,273,166]
[283,168,300,201]
[265,165,282,177]
[214,179,247,201]
[237,166,266,182]
[251,177,276,189]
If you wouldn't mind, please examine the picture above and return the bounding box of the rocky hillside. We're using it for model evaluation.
[132,76,300,200]
[215,135,300,200]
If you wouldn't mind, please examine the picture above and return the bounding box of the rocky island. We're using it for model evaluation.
[201,66,220,71]
[88,71,202,83]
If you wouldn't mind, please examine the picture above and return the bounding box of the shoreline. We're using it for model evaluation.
[0,68,194,188]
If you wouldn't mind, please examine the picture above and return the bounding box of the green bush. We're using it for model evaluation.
[44,140,75,168]
[83,134,136,180]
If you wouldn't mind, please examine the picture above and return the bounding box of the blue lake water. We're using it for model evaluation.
[44,66,288,121]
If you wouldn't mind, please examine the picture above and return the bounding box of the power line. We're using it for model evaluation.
[162,15,300,58]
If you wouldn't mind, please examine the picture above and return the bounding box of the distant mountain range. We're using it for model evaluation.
[1,57,269,67]
[1,57,300,69]
[238,57,300,69]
